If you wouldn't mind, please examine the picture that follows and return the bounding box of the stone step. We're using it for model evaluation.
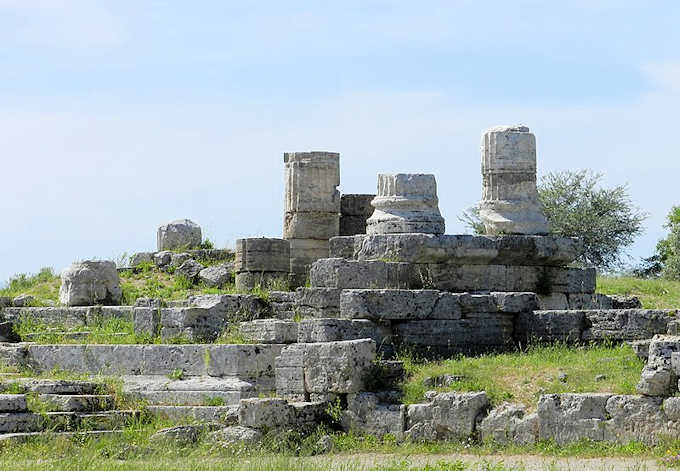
[129,390,251,406]
[147,405,238,423]
[23,332,129,342]
[517,309,680,343]
[0,410,139,434]
[0,430,122,443]
[23,344,284,378]
[123,375,268,406]
[39,395,115,412]
[0,379,102,395]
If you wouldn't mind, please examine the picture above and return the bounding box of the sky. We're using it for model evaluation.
[1,1,679,284]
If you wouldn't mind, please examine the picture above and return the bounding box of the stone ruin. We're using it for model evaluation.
[2,125,680,446]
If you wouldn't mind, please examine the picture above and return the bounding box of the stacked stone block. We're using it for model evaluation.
[284,152,340,287]
[340,194,375,236]
[234,238,290,291]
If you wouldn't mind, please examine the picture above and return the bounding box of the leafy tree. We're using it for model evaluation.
[638,207,680,279]
[460,170,647,270]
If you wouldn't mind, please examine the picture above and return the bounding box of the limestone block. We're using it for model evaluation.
[160,307,228,342]
[289,239,330,283]
[170,253,192,268]
[343,392,405,437]
[406,392,489,440]
[297,318,391,348]
[187,294,272,320]
[515,311,585,343]
[582,310,676,341]
[0,413,43,433]
[1,307,93,328]
[354,234,580,266]
[340,215,370,236]
[393,316,514,352]
[198,263,234,287]
[209,425,263,446]
[537,393,612,444]
[367,174,445,235]
[302,339,376,394]
[12,295,34,307]
[340,289,460,320]
[630,340,651,361]
[17,379,99,395]
[284,212,339,240]
[240,320,298,344]
[479,402,538,445]
[129,252,154,266]
[492,292,539,313]
[414,264,595,294]
[295,287,342,318]
[134,307,161,337]
[329,236,363,259]
[234,238,290,273]
[291,401,327,424]
[537,293,568,310]
[0,395,27,412]
[38,394,113,412]
[175,259,203,281]
[479,125,549,235]
[341,194,375,217]
[310,258,416,290]
[235,272,290,292]
[59,260,122,306]
[284,151,340,213]
[153,251,173,267]
[239,398,294,428]
[0,296,11,308]
[610,295,642,310]
[603,395,673,445]
[205,344,284,378]
[157,219,202,251]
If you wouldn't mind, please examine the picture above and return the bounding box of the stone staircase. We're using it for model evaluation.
[0,379,139,442]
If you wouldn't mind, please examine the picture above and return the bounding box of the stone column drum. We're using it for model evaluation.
[479,125,549,235]
[283,152,340,287]
[235,238,290,291]
[366,174,445,235]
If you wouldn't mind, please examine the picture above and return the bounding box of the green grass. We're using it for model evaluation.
[0,267,60,306]
[13,316,156,345]
[597,276,680,309]
[398,343,643,408]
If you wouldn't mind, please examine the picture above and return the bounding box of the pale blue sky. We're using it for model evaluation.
[2,1,679,284]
